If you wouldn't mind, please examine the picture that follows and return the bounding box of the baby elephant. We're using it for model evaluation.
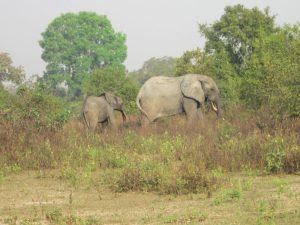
[82,93,127,132]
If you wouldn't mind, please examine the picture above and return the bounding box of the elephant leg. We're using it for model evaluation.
[87,114,98,132]
[183,98,199,125]
[107,110,117,129]
[197,107,204,119]
[100,119,109,130]
[197,108,205,127]
[140,114,150,127]
[90,119,99,132]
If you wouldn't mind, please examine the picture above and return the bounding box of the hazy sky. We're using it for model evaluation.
[0,0,299,77]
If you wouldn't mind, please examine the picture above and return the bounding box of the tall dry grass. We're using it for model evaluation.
[0,106,299,194]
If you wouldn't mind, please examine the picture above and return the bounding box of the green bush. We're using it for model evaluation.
[7,83,71,131]
[0,88,12,111]
[115,160,163,192]
[264,136,286,173]
[98,145,129,169]
[213,188,242,205]
[0,82,71,136]
[284,145,300,173]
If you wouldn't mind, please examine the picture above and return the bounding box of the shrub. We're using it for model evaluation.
[283,138,300,173]
[264,136,286,173]
[98,145,129,169]
[213,188,242,205]
[114,161,163,192]
[5,83,71,132]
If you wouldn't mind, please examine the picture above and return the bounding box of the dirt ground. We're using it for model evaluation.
[1,171,300,225]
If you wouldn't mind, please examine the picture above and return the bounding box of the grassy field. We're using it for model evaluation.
[0,107,300,224]
[1,171,300,224]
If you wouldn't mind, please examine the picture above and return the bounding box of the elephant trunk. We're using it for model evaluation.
[215,98,223,118]
[211,98,223,118]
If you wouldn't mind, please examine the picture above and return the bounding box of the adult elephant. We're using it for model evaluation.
[82,93,127,131]
[136,74,223,124]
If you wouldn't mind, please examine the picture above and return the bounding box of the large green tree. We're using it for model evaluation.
[199,5,278,101]
[40,12,127,98]
[197,4,300,117]
[200,4,276,73]
[242,25,300,117]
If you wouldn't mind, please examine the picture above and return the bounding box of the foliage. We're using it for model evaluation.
[2,82,70,132]
[20,83,70,130]
[129,56,177,84]
[256,200,276,225]
[284,139,300,173]
[194,4,300,117]
[40,12,127,99]
[213,188,242,205]
[198,5,277,102]
[0,52,25,86]
[242,24,300,117]
[174,48,214,76]
[273,178,289,197]
[265,137,288,173]
[82,67,139,113]
[200,4,276,73]
[0,87,12,111]
[1,104,300,194]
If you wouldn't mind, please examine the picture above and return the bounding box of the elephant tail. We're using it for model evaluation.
[136,91,149,119]
[82,95,90,129]
[82,110,90,129]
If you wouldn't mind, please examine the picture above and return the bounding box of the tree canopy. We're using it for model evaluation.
[40,12,127,98]
[129,57,177,84]
[241,24,300,117]
[175,48,214,76]
[175,4,300,117]
[199,4,277,74]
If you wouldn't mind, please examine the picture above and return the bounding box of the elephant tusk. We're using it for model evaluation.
[211,102,218,112]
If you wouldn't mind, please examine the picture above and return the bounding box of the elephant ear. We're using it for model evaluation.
[104,93,119,108]
[180,77,205,103]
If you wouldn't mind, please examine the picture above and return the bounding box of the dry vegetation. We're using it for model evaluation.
[0,107,300,224]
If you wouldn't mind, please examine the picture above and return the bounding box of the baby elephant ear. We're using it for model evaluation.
[180,77,205,103]
[104,93,118,108]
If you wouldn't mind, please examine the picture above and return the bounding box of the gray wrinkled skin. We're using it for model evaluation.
[136,74,223,125]
[82,93,127,132]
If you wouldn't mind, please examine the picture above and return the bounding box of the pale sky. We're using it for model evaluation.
[0,0,299,77]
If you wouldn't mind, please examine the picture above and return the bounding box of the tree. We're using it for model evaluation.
[0,52,25,86]
[129,56,177,84]
[196,4,300,118]
[200,4,277,73]
[242,24,300,117]
[40,12,127,99]
[174,48,214,76]
[199,4,278,102]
